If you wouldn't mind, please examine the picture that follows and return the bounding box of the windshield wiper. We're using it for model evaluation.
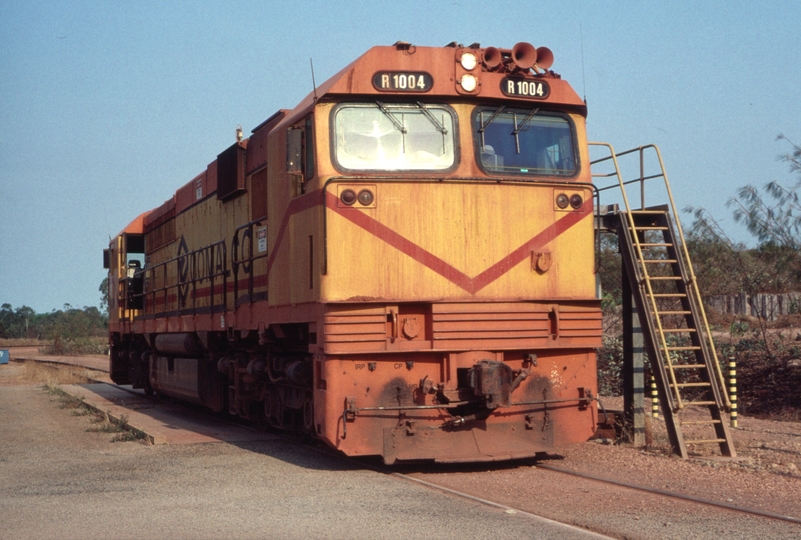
[415,101,449,155]
[375,101,407,134]
[512,108,539,154]
[375,100,407,153]
[477,106,505,149]
[415,101,448,135]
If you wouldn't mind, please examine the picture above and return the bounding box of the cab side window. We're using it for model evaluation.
[287,116,315,196]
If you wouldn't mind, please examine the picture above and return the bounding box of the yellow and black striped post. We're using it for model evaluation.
[729,358,738,428]
[650,375,659,418]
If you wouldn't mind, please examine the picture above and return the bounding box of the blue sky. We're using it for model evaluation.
[1,1,799,313]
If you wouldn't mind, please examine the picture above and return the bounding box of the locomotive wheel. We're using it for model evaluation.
[302,398,314,434]
[263,391,272,421]
[274,399,285,428]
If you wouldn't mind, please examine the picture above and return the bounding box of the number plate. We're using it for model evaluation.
[372,71,433,92]
[500,78,550,99]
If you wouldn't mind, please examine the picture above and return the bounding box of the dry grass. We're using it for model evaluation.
[20,361,103,386]
[44,383,146,443]
[0,338,42,347]
[0,360,108,388]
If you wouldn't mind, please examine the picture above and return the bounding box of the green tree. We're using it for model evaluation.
[99,277,109,315]
[685,136,801,356]
[686,135,801,296]
[728,134,801,252]
[0,304,36,339]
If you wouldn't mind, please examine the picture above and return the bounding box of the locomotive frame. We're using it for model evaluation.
[105,41,603,463]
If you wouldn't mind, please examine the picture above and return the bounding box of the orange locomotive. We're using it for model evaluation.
[105,41,602,463]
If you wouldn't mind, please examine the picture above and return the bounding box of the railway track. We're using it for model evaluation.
[534,464,801,526]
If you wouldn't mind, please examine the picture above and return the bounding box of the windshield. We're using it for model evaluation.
[474,107,577,177]
[333,103,456,171]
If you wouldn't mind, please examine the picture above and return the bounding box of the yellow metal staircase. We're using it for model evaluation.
[592,144,736,458]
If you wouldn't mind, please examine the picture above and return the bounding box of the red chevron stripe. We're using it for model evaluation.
[324,190,590,294]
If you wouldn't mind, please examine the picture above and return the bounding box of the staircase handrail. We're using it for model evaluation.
[589,142,730,409]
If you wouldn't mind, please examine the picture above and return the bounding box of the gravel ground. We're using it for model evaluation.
[0,362,603,540]
[2,360,799,539]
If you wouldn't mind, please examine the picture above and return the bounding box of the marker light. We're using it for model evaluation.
[459,74,477,92]
[341,189,357,206]
[357,189,374,206]
[460,52,478,70]
[556,193,569,209]
[570,194,584,209]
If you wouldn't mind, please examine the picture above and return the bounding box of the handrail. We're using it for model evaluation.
[590,142,730,409]
[232,216,269,306]
[126,213,272,319]
[590,143,683,409]
[132,240,228,318]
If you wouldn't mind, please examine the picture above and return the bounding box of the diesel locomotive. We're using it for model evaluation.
[105,41,602,463]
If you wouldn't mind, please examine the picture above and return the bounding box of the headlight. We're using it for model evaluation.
[556,193,569,209]
[357,189,374,206]
[570,194,583,209]
[340,189,357,206]
[459,74,477,92]
[460,52,477,70]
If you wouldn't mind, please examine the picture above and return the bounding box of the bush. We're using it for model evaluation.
[597,336,624,396]
[39,336,108,356]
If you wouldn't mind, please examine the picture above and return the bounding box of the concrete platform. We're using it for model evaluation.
[59,383,277,446]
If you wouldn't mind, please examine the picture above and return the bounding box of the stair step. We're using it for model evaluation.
[685,438,727,445]
[640,243,673,247]
[680,419,721,426]
[665,346,701,351]
[655,310,692,315]
[643,259,678,264]
[631,226,669,231]
[671,364,707,369]
[683,401,717,406]
[670,382,711,388]
[661,327,696,332]
[652,294,688,298]
[647,276,682,281]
